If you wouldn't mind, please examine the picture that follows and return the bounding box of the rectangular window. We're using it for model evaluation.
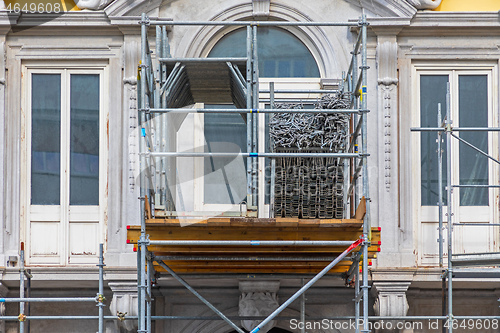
[25,68,106,265]
[414,66,498,265]
[419,73,490,207]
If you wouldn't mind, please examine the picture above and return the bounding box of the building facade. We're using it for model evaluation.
[1,0,500,332]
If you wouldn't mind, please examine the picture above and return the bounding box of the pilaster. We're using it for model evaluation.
[375,31,400,267]
[105,23,141,267]
[372,281,412,332]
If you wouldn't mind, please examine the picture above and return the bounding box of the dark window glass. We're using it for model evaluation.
[204,106,247,204]
[31,74,61,205]
[209,27,320,78]
[459,75,488,206]
[420,75,448,206]
[70,74,100,205]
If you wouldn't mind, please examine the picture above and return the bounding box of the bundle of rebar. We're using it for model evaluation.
[271,94,350,219]
[269,94,350,150]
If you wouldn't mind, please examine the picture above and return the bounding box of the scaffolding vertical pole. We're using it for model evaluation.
[270,82,276,218]
[360,14,370,333]
[155,25,162,206]
[19,243,25,333]
[351,47,359,215]
[147,257,152,333]
[300,278,305,333]
[139,12,149,333]
[437,103,444,268]
[445,83,453,333]
[98,243,104,333]
[252,25,259,209]
[246,26,253,213]
[137,245,142,325]
[354,260,360,333]
[26,267,30,333]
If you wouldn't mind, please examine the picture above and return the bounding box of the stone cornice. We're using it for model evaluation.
[410,11,500,28]
[9,11,111,28]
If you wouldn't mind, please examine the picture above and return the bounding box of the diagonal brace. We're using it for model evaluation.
[451,133,500,165]
[249,238,363,333]
[155,260,245,333]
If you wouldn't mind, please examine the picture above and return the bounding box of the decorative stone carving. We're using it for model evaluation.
[252,0,270,17]
[124,76,138,193]
[377,40,398,191]
[109,282,138,332]
[239,281,280,333]
[75,0,114,11]
[406,0,442,10]
[372,282,411,332]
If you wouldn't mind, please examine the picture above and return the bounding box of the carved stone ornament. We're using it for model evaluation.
[252,0,270,17]
[239,281,280,333]
[406,0,442,10]
[109,282,138,332]
[75,0,114,10]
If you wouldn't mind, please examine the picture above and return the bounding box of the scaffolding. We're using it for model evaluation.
[411,85,500,332]
[132,12,375,333]
[0,243,107,333]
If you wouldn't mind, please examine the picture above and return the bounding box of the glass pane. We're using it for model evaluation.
[204,106,247,204]
[70,74,99,205]
[209,27,320,78]
[31,74,61,205]
[459,75,488,206]
[420,75,448,206]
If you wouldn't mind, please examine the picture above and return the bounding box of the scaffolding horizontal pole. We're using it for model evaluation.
[8,315,500,322]
[9,315,493,321]
[0,316,111,320]
[147,108,363,114]
[154,255,352,261]
[0,298,96,303]
[147,152,361,158]
[259,89,339,94]
[159,57,247,63]
[157,210,246,217]
[411,127,500,132]
[148,240,357,246]
[453,223,500,226]
[148,20,361,27]
[452,184,500,188]
[452,252,500,267]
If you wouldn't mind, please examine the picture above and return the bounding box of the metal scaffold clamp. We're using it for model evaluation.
[117,311,127,321]
[96,294,106,304]
[18,313,26,322]
[139,15,150,26]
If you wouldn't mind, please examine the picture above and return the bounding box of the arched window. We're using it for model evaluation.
[202,27,320,207]
[209,27,320,78]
